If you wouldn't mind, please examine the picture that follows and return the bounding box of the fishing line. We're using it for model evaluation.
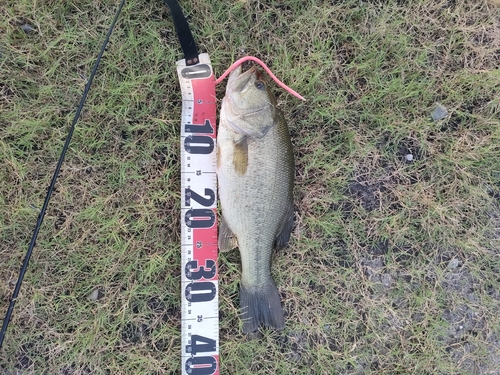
[0,0,126,348]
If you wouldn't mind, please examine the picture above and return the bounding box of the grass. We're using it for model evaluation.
[1,0,500,373]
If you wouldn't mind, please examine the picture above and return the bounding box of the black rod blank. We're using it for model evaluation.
[0,0,126,348]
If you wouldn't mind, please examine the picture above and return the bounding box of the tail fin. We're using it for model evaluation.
[240,279,284,333]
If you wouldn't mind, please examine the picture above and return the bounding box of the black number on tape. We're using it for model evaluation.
[185,260,216,280]
[186,335,216,355]
[185,119,214,134]
[181,64,212,79]
[185,209,215,228]
[185,188,215,207]
[185,355,217,375]
[185,282,216,303]
[184,135,214,154]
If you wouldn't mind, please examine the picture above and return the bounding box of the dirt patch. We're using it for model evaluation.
[348,181,386,212]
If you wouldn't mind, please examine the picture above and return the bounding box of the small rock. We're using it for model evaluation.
[381,274,392,288]
[447,258,460,270]
[21,24,36,34]
[431,104,449,121]
[89,288,103,301]
[405,154,414,162]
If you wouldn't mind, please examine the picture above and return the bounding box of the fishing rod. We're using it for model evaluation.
[0,0,126,348]
[0,0,217,364]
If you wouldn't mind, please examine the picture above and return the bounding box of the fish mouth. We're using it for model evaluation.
[223,64,272,138]
[227,65,258,93]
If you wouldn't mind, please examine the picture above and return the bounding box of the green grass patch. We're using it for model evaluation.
[1,0,500,374]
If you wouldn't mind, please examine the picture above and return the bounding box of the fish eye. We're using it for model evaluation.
[254,81,266,90]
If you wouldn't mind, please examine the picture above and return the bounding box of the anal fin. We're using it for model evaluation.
[218,216,238,252]
[274,203,294,251]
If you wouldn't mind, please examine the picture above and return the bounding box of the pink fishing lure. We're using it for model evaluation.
[215,56,306,101]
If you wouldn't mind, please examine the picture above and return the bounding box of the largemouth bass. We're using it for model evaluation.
[217,65,294,333]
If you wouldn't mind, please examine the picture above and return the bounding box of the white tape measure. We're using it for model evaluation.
[177,53,219,375]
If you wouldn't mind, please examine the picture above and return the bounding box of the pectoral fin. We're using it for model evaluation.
[218,217,238,252]
[274,203,294,251]
[233,136,248,175]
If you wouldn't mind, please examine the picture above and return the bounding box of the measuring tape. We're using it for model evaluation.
[177,53,219,375]
[167,1,302,371]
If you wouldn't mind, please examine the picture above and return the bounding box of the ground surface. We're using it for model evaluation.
[1,0,500,374]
